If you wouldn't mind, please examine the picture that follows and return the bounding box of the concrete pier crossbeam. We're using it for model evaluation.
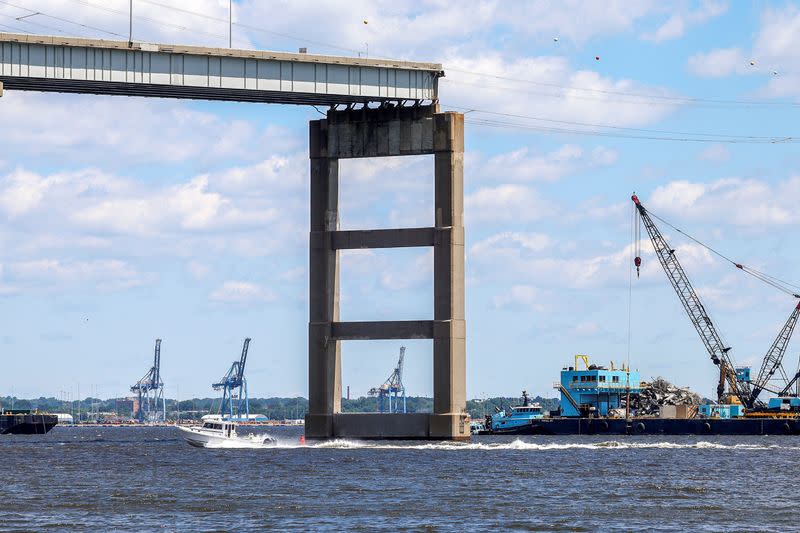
[306,105,467,440]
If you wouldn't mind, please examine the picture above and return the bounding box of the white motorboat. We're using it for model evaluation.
[178,419,276,448]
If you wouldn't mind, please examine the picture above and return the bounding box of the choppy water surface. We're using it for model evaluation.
[2,426,798,532]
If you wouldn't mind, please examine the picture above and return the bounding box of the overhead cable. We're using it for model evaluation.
[646,209,800,297]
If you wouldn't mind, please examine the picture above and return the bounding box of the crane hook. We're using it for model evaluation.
[634,256,641,278]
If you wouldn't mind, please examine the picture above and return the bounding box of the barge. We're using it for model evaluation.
[1,410,58,434]
[481,416,800,436]
[479,356,800,436]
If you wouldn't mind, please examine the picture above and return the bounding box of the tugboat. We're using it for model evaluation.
[1,410,58,434]
[178,417,276,448]
[483,391,545,434]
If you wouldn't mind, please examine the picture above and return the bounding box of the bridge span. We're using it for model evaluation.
[0,32,467,440]
[0,32,440,105]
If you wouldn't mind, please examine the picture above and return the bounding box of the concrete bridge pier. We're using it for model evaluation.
[305,105,468,440]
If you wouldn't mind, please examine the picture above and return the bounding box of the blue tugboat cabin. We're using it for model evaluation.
[557,355,640,417]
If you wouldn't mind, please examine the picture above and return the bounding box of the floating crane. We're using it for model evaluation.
[130,339,165,423]
[213,338,251,420]
[368,346,407,413]
[748,302,800,406]
[632,194,800,407]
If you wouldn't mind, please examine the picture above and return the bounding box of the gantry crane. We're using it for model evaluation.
[368,346,407,413]
[632,195,800,408]
[130,339,165,423]
[213,338,251,420]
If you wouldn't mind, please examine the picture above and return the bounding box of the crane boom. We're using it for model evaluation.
[632,195,747,403]
[779,371,800,397]
[236,338,250,384]
[749,302,800,406]
[392,346,405,388]
[152,339,162,389]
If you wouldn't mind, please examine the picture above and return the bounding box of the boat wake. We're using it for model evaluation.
[291,438,800,451]
[201,434,279,449]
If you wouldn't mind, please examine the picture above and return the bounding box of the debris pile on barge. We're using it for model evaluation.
[635,378,701,416]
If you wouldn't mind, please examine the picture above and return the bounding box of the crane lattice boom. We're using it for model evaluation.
[749,302,800,406]
[632,195,747,403]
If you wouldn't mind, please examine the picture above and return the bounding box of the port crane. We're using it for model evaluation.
[130,339,165,423]
[631,195,800,407]
[213,338,251,420]
[368,346,407,413]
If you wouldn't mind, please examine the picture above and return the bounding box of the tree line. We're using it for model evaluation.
[1,394,560,421]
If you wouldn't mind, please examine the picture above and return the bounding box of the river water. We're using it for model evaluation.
[1,426,797,531]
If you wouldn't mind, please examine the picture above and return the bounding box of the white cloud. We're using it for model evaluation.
[574,321,601,335]
[209,281,276,303]
[697,144,731,163]
[278,267,306,282]
[686,4,800,91]
[442,54,681,127]
[470,236,714,291]
[216,154,306,194]
[0,92,299,167]
[465,185,555,223]
[479,145,582,183]
[642,15,686,42]
[380,250,433,291]
[0,0,667,60]
[470,232,551,258]
[494,0,661,46]
[687,47,746,78]
[0,168,54,217]
[0,162,300,260]
[590,146,619,166]
[6,259,148,290]
[648,178,799,226]
[493,285,546,312]
[186,261,211,280]
[641,1,728,42]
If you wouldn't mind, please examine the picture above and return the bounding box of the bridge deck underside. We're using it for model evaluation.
[0,34,440,105]
[0,76,402,105]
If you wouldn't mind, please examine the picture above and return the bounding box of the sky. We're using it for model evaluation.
[2,0,800,403]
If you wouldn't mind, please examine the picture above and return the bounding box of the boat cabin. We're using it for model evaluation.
[767,397,800,411]
[557,355,641,417]
[489,391,545,431]
[201,420,237,437]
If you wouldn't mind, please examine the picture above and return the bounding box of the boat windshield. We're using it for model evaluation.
[513,406,541,414]
[202,422,224,430]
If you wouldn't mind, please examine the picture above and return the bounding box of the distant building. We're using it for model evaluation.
[116,398,135,416]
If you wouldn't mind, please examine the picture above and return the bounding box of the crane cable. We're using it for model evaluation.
[644,208,800,298]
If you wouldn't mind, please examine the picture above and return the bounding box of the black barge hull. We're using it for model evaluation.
[1,414,58,434]
[483,417,800,436]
